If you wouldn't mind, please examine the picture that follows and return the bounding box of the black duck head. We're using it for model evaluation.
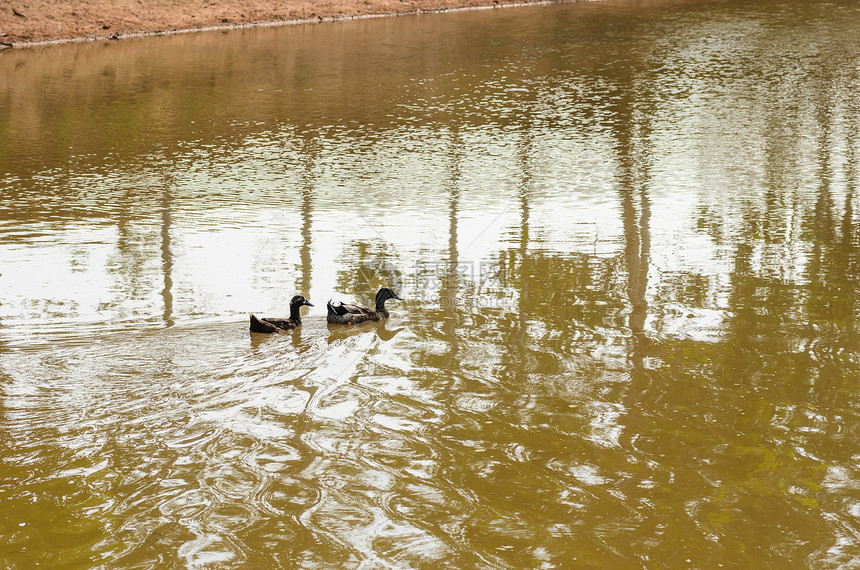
[290,295,314,308]
[375,287,402,308]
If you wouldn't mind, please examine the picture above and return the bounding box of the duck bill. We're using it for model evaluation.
[304,301,314,307]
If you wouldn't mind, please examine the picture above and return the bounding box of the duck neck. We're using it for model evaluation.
[375,296,388,313]
[289,302,303,322]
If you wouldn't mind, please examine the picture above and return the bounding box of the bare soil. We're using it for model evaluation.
[1,0,556,46]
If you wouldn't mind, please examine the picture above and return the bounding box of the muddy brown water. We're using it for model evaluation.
[1,0,859,566]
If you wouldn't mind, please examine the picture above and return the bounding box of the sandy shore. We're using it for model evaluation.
[1,0,560,47]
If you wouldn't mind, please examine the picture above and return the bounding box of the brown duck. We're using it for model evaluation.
[326,287,402,325]
[250,295,313,333]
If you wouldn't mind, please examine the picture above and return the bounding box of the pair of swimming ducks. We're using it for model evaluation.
[249,287,402,333]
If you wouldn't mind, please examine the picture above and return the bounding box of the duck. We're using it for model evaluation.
[249,295,313,333]
[327,287,402,325]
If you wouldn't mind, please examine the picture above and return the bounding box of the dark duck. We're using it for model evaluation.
[249,295,313,333]
[326,287,402,325]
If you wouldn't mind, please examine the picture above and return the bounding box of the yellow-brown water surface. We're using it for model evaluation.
[1,0,859,566]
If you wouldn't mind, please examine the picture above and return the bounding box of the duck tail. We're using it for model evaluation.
[327,300,349,317]
[250,313,276,333]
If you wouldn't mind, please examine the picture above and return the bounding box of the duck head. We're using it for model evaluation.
[375,287,402,310]
[289,295,313,319]
[290,295,314,308]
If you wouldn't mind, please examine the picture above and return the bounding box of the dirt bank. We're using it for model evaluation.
[0,0,558,47]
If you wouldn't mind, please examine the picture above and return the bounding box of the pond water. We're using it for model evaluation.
[2,0,860,566]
